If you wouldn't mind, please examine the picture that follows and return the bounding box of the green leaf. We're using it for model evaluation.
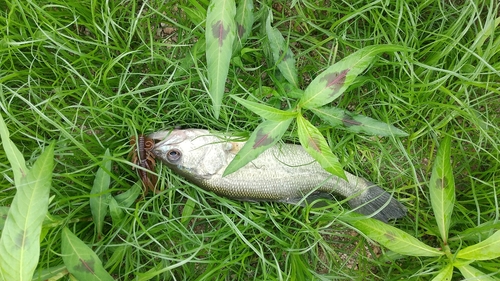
[114,180,142,208]
[179,2,206,25]
[32,264,68,281]
[300,45,411,109]
[282,82,304,99]
[431,263,453,281]
[206,0,236,119]
[457,264,497,281]
[61,228,114,281]
[231,95,297,121]
[0,142,55,281]
[223,118,293,176]
[456,229,500,260]
[109,197,124,224]
[0,113,28,187]
[181,198,196,225]
[233,0,253,52]
[311,106,409,137]
[103,245,126,270]
[429,136,455,243]
[296,115,346,179]
[90,149,112,239]
[265,9,298,87]
[342,214,444,257]
[177,38,206,80]
[0,207,9,231]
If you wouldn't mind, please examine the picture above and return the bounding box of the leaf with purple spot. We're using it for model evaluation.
[212,20,230,46]
[265,9,298,87]
[429,136,455,244]
[61,228,114,281]
[341,212,444,257]
[319,69,349,97]
[311,106,409,137]
[0,140,54,281]
[206,0,236,119]
[253,128,274,148]
[296,115,346,179]
[0,207,8,231]
[223,118,293,176]
[300,45,412,109]
[233,0,253,53]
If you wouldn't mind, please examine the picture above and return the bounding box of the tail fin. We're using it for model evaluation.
[348,183,406,222]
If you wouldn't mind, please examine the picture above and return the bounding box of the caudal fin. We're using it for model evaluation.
[348,183,406,222]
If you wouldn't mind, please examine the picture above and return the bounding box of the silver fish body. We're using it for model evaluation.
[151,129,406,222]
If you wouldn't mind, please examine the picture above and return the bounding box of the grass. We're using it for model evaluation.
[0,0,499,280]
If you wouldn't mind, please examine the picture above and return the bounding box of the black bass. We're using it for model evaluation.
[151,129,406,222]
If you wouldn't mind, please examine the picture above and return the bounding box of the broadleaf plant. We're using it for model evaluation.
[341,213,443,257]
[0,112,27,187]
[297,115,345,179]
[342,136,500,280]
[299,45,409,109]
[61,228,114,281]
[206,0,236,119]
[231,95,297,121]
[310,106,409,137]
[265,8,298,87]
[429,136,454,244]
[89,148,112,240]
[233,0,253,53]
[0,114,55,281]
[0,113,124,280]
[223,7,411,178]
[223,118,293,177]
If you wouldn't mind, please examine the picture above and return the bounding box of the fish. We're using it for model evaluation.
[150,129,406,222]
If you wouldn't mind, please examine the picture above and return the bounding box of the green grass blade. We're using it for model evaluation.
[342,214,444,257]
[296,115,346,179]
[311,106,409,137]
[456,229,500,260]
[0,113,27,186]
[223,118,293,176]
[300,45,411,109]
[90,149,112,239]
[233,0,253,52]
[0,142,54,281]
[265,9,298,87]
[457,264,497,281]
[231,95,298,121]
[61,228,114,281]
[429,136,455,244]
[431,263,453,281]
[206,0,236,119]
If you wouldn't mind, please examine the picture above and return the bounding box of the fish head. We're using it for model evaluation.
[151,129,233,179]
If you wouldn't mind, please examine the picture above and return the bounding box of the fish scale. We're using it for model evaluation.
[151,129,406,222]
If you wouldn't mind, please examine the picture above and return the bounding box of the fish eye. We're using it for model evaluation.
[166,149,181,162]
